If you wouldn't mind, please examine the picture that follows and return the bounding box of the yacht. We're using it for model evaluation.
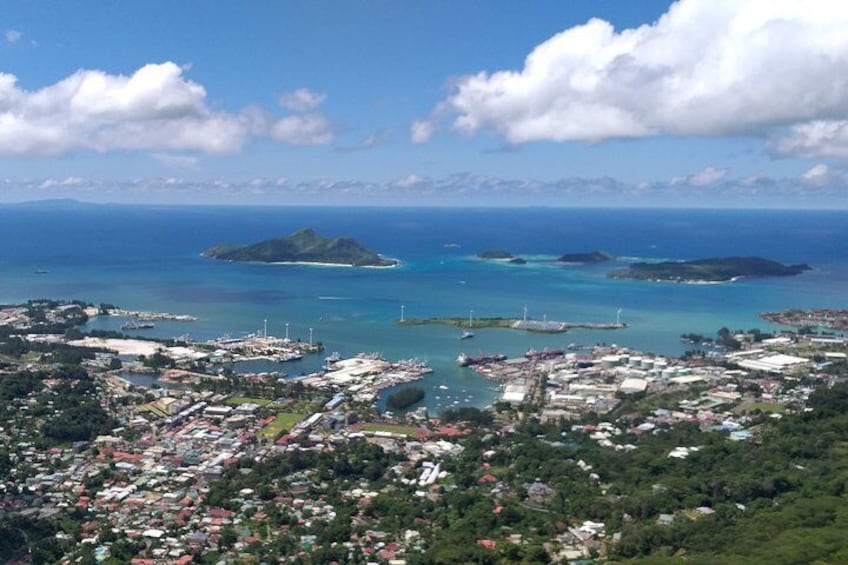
[459,309,475,339]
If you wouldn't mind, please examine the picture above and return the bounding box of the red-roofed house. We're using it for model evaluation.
[477,539,497,550]
[478,474,498,485]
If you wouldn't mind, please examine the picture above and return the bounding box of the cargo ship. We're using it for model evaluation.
[456,352,507,367]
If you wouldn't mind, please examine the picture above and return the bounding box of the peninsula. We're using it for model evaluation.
[203,228,397,267]
[558,250,615,264]
[609,256,810,283]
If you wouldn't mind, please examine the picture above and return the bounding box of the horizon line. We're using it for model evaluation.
[1,198,846,212]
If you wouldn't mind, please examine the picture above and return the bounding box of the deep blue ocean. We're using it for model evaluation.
[2,203,846,412]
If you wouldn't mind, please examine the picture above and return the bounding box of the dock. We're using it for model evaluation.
[399,316,627,334]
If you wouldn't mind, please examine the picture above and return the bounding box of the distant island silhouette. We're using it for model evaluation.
[203,228,398,267]
[609,256,810,283]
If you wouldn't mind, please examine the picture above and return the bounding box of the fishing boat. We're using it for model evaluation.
[323,351,342,370]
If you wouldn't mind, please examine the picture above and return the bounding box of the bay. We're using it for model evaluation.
[2,203,846,413]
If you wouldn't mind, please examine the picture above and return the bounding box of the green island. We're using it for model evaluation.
[558,250,615,264]
[477,249,514,259]
[203,228,398,267]
[609,256,810,282]
[385,386,426,410]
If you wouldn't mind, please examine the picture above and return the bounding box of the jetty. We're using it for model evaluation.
[398,316,626,334]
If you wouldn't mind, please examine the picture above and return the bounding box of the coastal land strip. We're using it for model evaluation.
[761,308,848,331]
[398,316,626,333]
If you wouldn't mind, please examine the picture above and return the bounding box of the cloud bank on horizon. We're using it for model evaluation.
[413,0,848,162]
[3,166,841,208]
[0,62,334,156]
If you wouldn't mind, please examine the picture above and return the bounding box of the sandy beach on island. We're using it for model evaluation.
[263,258,400,268]
[267,260,354,267]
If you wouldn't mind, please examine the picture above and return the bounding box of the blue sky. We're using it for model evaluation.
[0,0,846,206]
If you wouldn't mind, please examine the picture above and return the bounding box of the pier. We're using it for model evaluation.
[398,316,627,334]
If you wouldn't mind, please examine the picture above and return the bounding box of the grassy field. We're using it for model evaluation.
[358,423,422,437]
[258,412,306,440]
[225,397,274,407]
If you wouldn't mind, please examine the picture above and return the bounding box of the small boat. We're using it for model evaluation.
[277,353,303,362]
[34,269,49,275]
[459,309,475,339]
[325,351,342,362]
[323,352,342,370]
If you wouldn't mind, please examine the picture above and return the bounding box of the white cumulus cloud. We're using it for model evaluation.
[270,113,334,145]
[0,62,335,156]
[670,167,728,187]
[800,163,839,186]
[279,88,327,112]
[410,119,435,144]
[4,30,22,44]
[394,174,426,188]
[769,121,848,160]
[417,0,848,157]
[688,167,728,186]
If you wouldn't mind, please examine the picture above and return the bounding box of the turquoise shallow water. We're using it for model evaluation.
[2,204,846,412]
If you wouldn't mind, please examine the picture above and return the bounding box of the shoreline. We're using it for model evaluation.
[613,276,741,285]
[103,308,198,321]
[221,258,400,269]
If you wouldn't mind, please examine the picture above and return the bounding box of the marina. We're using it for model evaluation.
[207,328,323,363]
